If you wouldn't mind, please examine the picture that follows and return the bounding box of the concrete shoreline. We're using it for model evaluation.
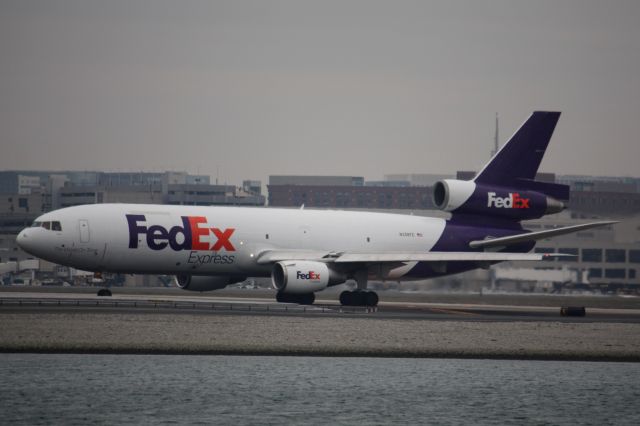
[3,311,640,362]
[3,349,639,363]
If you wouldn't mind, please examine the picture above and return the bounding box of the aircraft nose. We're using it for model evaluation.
[16,228,35,254]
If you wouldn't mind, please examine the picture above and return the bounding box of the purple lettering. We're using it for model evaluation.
[168,217,192,251]
[147,225,169,250]
[127,214,147,248]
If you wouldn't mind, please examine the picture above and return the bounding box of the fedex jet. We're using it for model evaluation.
[16,112,614,306]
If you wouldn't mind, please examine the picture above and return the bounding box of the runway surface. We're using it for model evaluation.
[2,288,639,323]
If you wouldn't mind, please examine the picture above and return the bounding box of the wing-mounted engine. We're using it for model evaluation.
[175,274,245,291]
[433,179,566,221]
[271,261,346,294]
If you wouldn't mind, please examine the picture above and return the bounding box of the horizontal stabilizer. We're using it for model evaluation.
[469,221,617,249]
[514,178,570,200]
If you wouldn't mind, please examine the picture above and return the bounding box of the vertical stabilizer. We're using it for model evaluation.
[474,111,561,186]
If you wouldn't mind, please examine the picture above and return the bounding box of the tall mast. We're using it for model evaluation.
[491,112,499,157]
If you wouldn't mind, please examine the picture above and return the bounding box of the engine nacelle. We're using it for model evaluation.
[271,261,346,294]
[175,274,245,292]
[433,179,477,212]
[433,179,564,220]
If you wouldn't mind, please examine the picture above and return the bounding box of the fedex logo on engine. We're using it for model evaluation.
[297,271,321,280]
[126,214,235,251]
[487,192,530,209]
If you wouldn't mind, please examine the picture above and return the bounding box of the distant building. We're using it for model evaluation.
[268,184,435,209]
[59,184,165,207]
[269,175,364,187]
[365,180,410,188]
[165,184,264,206]
[0,171,264,210]
[557,175,640,193]
[0,190,46,215]
[0,169,265,239]
[242,180,262,196]
[383,174,452,187]
[0,172,42,195]
[569,190,640,217]
[456,171,557,183]
[268,174,436,208]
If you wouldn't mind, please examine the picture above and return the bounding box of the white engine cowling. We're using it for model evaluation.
[271,261,346,294]
[175,274,245,291]
[432,179,476,212]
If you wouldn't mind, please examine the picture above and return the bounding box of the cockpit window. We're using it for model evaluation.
[30,221,62,231]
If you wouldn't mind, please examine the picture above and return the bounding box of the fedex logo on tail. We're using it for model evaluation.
[487,192,530,209]
[126,214,235,251]
[297,271,321,280]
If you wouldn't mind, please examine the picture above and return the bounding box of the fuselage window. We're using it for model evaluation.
[52,221,62,231]
[42,222,51,230]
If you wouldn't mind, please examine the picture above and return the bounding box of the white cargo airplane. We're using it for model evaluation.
[17,112,614,306]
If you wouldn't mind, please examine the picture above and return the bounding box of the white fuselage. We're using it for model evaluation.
[17,204,446,279]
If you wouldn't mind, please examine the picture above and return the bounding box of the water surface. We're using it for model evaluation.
[1,354,639,425]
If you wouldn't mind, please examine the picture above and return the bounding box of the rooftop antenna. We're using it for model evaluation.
[491,112,499,158]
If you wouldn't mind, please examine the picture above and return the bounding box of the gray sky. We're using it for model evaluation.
[1,0,639,185]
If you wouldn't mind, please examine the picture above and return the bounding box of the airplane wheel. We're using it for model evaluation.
[339,291,352,306]
[353,290,365,306]
[339,290,378,307]
[299,293,315,305]
[365,291,379,307]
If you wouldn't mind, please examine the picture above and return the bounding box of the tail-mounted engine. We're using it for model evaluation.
[433,179,566,221]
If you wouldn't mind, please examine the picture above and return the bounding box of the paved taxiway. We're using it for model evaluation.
[2,289,640,323]
[2,288,640,361]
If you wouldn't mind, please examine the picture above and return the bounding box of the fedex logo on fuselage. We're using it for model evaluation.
[487,192,530,209]
[297,271,321,280]
[126,214,235,251]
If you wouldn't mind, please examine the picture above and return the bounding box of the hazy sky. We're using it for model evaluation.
[1,0,639,185]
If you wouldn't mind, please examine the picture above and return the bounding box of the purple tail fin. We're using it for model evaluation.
[473,111,569,200]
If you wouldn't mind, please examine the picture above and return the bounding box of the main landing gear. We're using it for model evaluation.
[276,292,315,305]
[339,269,378,307]
[339,290,378,307]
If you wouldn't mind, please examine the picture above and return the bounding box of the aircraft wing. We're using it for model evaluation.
[255,250,333,263]
[332,252,571,262]
[255,250,572,264]
[468,221,617,249]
